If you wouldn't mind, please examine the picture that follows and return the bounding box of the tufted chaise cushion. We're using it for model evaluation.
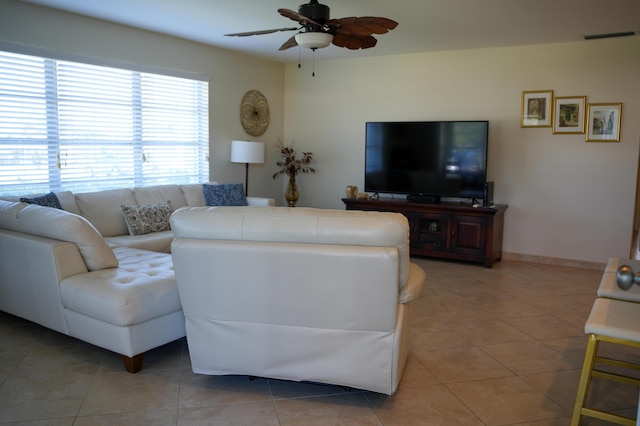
[59,247,179,326]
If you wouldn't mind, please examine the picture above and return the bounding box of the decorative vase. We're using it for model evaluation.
[345,185,358,199]
[285,174,299,207]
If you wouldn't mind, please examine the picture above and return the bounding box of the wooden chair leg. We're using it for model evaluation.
[121,353,144,373]
[571,334,599,426]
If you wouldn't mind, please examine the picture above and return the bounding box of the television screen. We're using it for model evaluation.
[365,121,488,199]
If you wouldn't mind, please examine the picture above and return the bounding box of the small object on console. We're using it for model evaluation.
[345,185,358,199]
[616,265,640,290]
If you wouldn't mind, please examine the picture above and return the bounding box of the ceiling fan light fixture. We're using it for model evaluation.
[295,32,333,49]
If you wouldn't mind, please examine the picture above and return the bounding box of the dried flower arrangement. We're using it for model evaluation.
[272,139,316,180]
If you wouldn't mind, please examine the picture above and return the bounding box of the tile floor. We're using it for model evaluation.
[1,258,639,425]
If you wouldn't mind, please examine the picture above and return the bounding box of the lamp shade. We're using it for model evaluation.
[230,141,264,164]
[295,32,333,49]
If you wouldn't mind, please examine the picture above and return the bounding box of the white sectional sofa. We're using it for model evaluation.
[0,183,274,373]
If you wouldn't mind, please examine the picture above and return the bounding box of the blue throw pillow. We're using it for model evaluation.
[20,192,62,209]
[203,183,248,206]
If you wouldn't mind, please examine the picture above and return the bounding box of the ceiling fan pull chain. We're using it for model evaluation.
[312,48,316,77]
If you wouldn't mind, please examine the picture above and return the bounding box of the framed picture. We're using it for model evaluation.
[521,90,553,127]
[553,96,586,134]
[586,103,622,142]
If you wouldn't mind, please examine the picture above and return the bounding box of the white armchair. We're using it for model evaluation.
[170,206,425,395]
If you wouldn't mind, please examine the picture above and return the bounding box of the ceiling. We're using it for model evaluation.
[20,0,640,63]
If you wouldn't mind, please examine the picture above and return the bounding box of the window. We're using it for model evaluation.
[0,44,209,195]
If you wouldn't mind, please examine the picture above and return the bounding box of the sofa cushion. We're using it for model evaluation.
[0,200,28,232]
[181,182,218,207]
[245,196,276,207]
[59,247,178,326]
[203,183,247,206]
[55,191,82,215]
[75,188,136,237]
[104,230,173,253]
[133,185,187,210]
[0,191,81,215]
[121,201,172,236]
[20,192,62,209]
[17,204,118,271]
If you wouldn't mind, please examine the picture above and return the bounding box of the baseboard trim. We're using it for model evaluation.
[502,252,606,271]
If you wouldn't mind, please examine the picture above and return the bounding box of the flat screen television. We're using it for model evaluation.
[364,120,489,201]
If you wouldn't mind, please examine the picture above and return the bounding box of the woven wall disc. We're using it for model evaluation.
[240,90,270,137]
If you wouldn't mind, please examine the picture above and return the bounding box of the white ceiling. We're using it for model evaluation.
[19,0,640,63]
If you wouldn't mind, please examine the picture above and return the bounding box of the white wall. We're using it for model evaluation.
[3,0,639,265]
[283,38,640,265]
[0,0,286,200]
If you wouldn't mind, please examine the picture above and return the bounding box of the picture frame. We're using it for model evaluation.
[521,90,553,127]
[553,96,586,134]
[586,103,622,142]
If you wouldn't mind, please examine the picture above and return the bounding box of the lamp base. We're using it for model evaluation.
[244,163,249,196]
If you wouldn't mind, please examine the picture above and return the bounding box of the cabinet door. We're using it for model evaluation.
[450,215,487,257]
[412,213,449,253]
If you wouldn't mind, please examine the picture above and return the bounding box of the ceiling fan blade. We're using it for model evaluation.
[332,34,378,50]
[278,8,323,28]
[333,23,379,37]
[225,27,298,37]
[328,17,398,35]
[278,35,299,51]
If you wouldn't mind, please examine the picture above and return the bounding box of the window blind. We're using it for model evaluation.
[0,48,209,195]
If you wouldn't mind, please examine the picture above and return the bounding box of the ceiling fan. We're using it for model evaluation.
[224,0,398,52]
